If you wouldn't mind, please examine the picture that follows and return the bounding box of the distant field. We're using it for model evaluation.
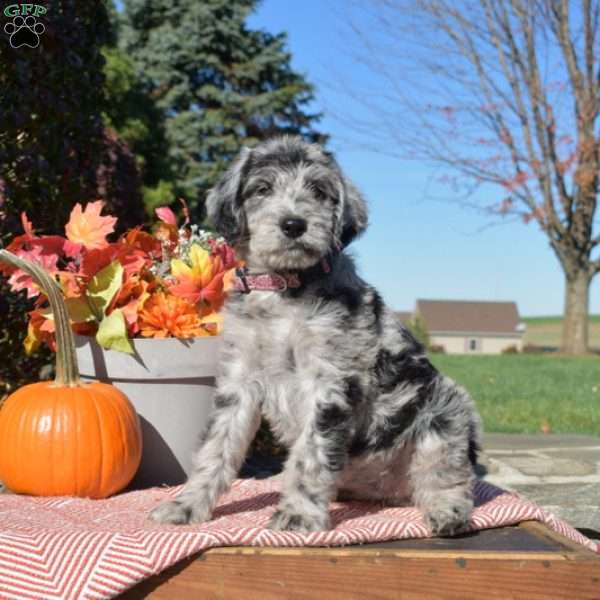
[431,354,600,437]
[522,314,600,349]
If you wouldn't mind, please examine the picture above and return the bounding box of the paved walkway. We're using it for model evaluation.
[480,433,600,534]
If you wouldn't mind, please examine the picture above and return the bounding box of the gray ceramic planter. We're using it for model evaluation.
[75,335,220,489]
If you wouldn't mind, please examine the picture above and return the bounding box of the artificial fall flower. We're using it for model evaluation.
[65,200,117,250]
[24,309,56,355]
[138,292,212,338]
[168,243,226,310]
[113,277,152,335]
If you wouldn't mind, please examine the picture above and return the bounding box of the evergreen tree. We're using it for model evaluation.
[119,0,327,219]
[102,46,176,215]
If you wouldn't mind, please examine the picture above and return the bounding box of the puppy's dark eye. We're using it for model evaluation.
[313,186,328,201]
[255,182,272,196]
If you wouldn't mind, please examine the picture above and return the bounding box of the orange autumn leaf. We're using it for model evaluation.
[138,292,213,339]
[65,201,117,250]
[113,277,151,334]
[199,312,223,335]
[168,244,227,310]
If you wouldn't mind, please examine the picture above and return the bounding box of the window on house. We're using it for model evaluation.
[468,338,478,352]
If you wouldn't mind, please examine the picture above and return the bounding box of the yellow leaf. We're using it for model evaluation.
[170,258,192,279]
[87,261,123,317]
[96,309,134,354]
[24,327,41,355]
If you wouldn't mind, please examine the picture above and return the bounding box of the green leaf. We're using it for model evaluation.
[39,297,96,324]
[96,309,134,354]
[87,261,123,317]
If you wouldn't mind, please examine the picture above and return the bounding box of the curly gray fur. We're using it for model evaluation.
[150,136,482,535]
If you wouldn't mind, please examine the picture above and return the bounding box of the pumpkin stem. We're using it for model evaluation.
[0,249,81,387]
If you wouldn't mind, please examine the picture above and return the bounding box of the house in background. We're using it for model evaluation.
[399,299,526,354]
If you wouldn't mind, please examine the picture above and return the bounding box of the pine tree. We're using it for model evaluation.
[102,45,176,215]
[119,0,327,219]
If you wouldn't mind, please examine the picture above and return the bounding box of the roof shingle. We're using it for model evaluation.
[415,299,523,334]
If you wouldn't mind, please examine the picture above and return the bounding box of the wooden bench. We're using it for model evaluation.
[123,521,600,599]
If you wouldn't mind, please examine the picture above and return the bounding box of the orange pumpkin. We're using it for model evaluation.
[0,249,142,498]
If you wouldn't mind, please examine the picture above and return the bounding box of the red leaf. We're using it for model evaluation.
[155,206,177,226]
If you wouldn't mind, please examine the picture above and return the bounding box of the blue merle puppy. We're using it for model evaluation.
[150,136,481,535]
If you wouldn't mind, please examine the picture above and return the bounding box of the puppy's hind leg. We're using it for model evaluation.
[409,425,476,537]
[150,390,261,525]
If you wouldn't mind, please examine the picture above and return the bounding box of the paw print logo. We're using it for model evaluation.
[4,15,45,49]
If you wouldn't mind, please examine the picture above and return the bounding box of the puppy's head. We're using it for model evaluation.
[206,136,368,271]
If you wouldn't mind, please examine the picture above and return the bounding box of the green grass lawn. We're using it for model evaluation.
[523,314,600,349]
[430,354,600,437]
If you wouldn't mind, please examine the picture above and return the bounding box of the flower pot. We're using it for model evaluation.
[75,335,220,489]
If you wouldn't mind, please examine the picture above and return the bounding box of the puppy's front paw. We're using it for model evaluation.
[268,508,330,532]
[425,502,472,537]
[149,499,211,526]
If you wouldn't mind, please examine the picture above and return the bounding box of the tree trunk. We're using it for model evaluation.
[561,269,591,355]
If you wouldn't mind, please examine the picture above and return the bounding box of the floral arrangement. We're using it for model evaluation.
[1,201,237,354]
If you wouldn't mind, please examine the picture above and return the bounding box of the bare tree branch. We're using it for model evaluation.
[337,0,600,352]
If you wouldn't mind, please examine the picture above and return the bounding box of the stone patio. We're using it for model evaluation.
[480,433,600,534]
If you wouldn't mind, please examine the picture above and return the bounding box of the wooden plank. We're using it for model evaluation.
[124,551,600,599]
[121,522,600,599]
[519,520,599,556]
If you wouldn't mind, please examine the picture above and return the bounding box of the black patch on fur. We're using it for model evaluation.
[344,376,363,407]
[251,147,312,173]
[214,199,241,242]
[349,376,438,456]
[287,347,296,368]
[370,290,384,334]
[316,284,363,313]
[467,421,480,467]
[214,394,238,409]
[375,349,437,393]
[340,224,358,247]
[316,404,350,431]
[430,412,450,435]
[315,404,351,472]
[373,386,431,452]
[173,500,193,523]
[400,326,426,354]
[287,514,303,529]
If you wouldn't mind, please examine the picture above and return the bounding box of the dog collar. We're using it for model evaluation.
[233,268,301,293]
[233,258,332,294]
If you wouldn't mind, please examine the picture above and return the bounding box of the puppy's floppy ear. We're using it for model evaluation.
[206,146,252,244]
[340,178,368,247]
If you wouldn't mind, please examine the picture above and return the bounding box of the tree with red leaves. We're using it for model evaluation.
[344,0,600,354]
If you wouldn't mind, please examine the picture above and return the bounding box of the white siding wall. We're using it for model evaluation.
[430,334,523,355]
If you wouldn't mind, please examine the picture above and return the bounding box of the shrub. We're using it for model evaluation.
[429,344,446,354]
[502,344,519,354]
[406,314,431,349]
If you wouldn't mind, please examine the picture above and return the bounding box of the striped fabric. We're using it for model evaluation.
[0,479,597,599]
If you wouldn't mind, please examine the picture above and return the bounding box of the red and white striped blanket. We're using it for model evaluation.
[0,478,598,599]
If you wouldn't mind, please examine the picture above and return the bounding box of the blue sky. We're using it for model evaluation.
[247,0,600,316]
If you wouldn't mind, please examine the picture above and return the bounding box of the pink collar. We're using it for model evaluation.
[233,268,302,293]
[233,259,331,294]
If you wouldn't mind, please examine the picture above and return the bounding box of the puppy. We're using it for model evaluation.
[150,136,481,535]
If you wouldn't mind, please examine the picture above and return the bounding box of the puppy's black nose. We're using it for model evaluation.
[280,217,307,239]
